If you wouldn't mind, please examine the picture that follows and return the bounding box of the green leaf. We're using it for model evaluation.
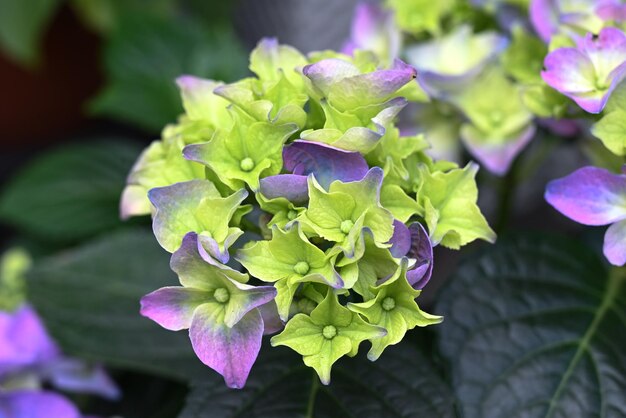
[500,26,547,84]
[0,140,142,243]
[591,109,626,156]
[27,229,206,381]
[0,0,62,66]
[179,342,457,418]
[437,234,626,418]
[91,14,247,132]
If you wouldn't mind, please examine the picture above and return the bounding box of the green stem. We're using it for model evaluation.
[305,370,320,418]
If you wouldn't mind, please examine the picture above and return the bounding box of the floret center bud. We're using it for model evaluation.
[239,157,255,172]
[287,210,298,220]
[214,288,230,303]
[382,297,396,311]
[293,261,310,275]
[322,325,337,340]
[340,220,354,234]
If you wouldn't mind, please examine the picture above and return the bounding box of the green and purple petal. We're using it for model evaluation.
[342,2,400,62]
[388,220,411,258]
[259,174,309,204]
[461,124,537,176]
[189,305,264,389]
[283,141,369,189]
[140,287,209,331]
[545,166,626,225]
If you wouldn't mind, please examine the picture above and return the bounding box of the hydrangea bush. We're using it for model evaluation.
[122,38,496,388]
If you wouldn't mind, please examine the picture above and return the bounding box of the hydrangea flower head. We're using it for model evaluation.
[128,38,495,387]
[541,27,626,113]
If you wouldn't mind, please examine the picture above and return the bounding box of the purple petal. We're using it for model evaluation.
[189,305,263,389]
[530,0,559,42]
[541,48,596,94]
[283,141,369,189]
[257,301,284,335]
[538,118,580,137]
[417,69,482,99]
[603,219,626,265]
[0,305,59,376]
[406,223,434,290]
[388,220,411,258]
[259,174,309,204]
[344,3,400,61]
[44,359,120,400]
[597,2,626,22]
[140,287,208,331]
[545,166,626,225]
[461,124,537,176]
[0,391,80,418]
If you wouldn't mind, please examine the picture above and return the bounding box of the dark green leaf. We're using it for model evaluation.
[0,0,62,66]
[0,139,141,243]
[437,234,626,418]
[28,229,206,381]
[90,14,247,132]
[179,342,456,418]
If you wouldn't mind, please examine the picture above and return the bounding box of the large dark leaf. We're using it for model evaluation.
[91,14,247,132]
[0,140,141,243]
[437,234,626,418]
[28,229,206,381]
[179,342,456,418]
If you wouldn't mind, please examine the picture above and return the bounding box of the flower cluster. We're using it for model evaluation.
[123,38,495,387]
[350,0,626,266]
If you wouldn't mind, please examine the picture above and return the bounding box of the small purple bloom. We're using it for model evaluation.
[530,0,600,42]
[545,165,626,265]
[140,233,276,388]
[541,27,626,114]
[461,124,537,176]
[597,1,626,22]
[405,223,434,290]
[259,174,310,204]
[405,25,507,99]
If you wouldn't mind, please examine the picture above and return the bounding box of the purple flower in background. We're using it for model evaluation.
[545,166,626,265]
[530,0,602,42]
[0,305,119,418]
[140,233,276,388]
[597,1,626,22]
[542,27,626,113]
[342,2,400,64]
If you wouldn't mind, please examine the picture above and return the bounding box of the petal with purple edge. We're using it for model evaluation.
[461,124,536,176]
[189,305,263,389]
[258,301,284,335]
[44,358,120,400]
[388,220,411,258]
[259,174,309,204]
[223,279,277,328]
[170,233,248,289]
[140,287,209,331]
[406,223,434,290]
[283,141,369,189]
[603,219,626,265]
[541,48,596,94]
[581,28,626,83]
[303,59,361,97]
[0,391,80,418]
[545,166,626,225]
